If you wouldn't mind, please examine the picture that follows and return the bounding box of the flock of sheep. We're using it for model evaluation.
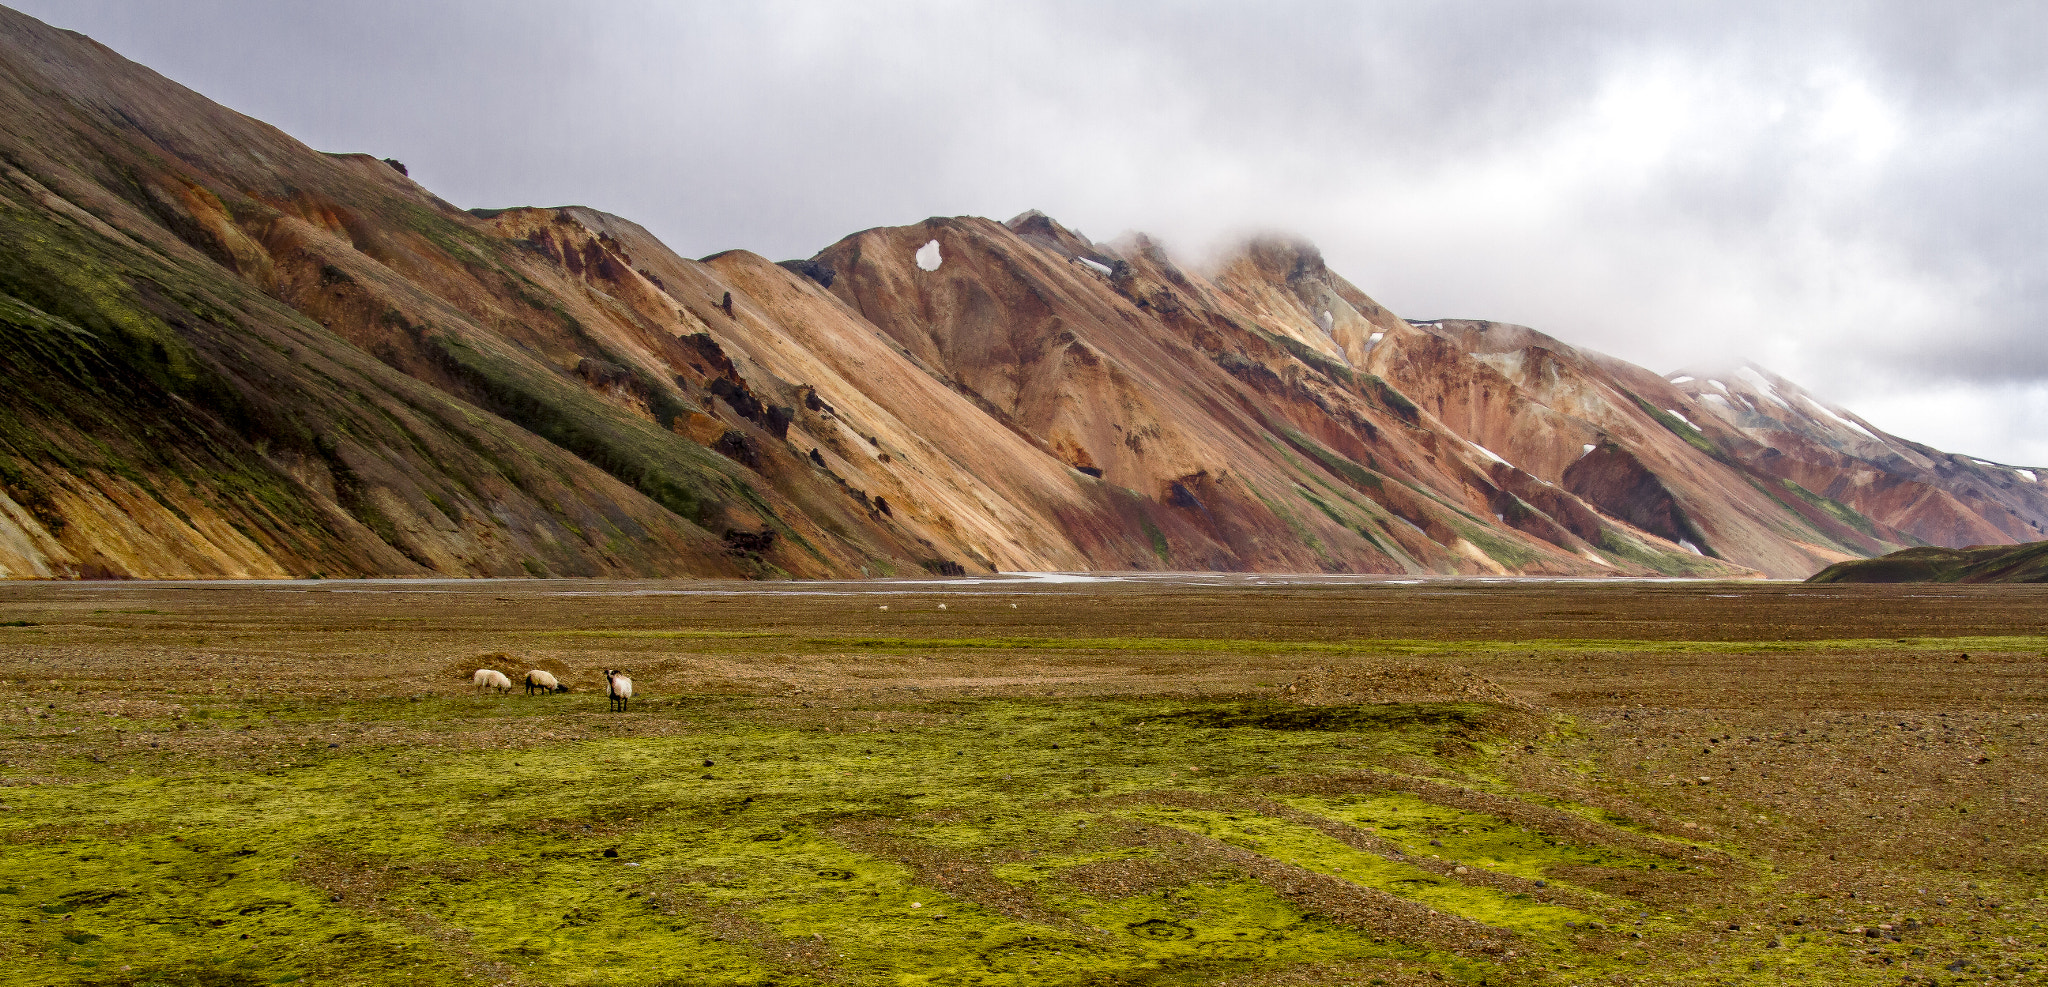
[471,667,634,711]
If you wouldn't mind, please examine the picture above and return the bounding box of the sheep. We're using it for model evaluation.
[471,668,512,695]
[603,668,634,712]
[524,669,568,695]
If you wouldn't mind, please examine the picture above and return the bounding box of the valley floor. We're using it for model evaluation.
[0,577,2043,986]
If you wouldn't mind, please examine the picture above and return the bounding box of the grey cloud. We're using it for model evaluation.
[15,0,2048,463]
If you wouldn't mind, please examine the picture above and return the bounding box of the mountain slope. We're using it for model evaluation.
[1808,539,2048,584]
[1,5,2040,581]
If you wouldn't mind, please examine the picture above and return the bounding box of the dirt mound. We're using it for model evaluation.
[1277,662,1521,707]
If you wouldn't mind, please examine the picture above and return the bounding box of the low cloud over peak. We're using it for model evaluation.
[24,0,2048,463]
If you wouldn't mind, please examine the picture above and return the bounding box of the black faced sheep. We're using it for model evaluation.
[525,669,568,695]
[604,669,634,712]
[471,668,512,695]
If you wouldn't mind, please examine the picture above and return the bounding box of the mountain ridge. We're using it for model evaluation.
[1,4,2042,581]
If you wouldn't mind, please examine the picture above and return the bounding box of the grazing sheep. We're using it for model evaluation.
[524,669,568,695]
[604,669,634,712]
[471,668,512,695]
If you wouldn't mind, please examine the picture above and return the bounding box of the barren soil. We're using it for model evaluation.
[0,575,2043,986]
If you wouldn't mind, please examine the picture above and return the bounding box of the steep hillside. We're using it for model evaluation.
[0,6,2039,581]
[1667,364,2048,548]
[1809,540,2048,584]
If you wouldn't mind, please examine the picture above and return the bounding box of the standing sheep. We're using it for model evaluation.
[525,669,568,695]
[604,668,633,712]
[471,668,513,695]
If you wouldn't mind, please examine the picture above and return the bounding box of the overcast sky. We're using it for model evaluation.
[22,1,2048,464]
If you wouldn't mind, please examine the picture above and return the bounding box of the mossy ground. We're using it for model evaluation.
[1,578,2044,985]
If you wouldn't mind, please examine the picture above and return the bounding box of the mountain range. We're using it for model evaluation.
[2,6,2043,582]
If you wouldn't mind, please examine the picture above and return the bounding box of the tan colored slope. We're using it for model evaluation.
[813,217,1744,578]
[3,6,2031,582]
[0,9,888,579]
[1366,319,1909,577]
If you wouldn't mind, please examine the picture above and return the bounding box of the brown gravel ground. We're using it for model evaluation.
[0,575,2043,985]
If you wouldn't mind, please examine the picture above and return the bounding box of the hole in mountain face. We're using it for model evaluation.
[915,239,943,271]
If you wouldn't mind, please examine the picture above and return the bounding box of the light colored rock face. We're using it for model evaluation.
[0,7,2040,581]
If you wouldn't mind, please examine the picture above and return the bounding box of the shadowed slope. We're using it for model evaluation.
[1809,539,2048,583]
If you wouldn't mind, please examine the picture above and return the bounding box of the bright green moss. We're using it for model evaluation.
[1284,793,1676,887]
[1122,806,1590,936]
[1,691,2038,985]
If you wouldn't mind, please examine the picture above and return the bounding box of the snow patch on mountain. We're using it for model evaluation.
[1807,401,1885,443]
[1734,366,1792,409]
[1468,441,1510,466]
[915,240,942,271]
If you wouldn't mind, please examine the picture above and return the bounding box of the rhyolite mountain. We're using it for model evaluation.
[1,8,2043,581]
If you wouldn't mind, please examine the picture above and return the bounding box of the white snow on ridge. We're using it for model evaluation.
[1368,331,1385,345]
[1709,379,1729,393]
[915,239,943,271]
[1075,257,1112,276]
[1678,539,1704,556]
[1733,366,1792,408]
[1701,393,1733,409]
[2018,469,2039,482]
[1468,441,1510,466]
[1670,375,1695,384]
[1579,443,1597,459]
[1804,400,1887,444]
[1664,408,1698,429]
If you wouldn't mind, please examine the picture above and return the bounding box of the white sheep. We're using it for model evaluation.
[471,668,512,695]
[604,669,634,712]
[524,669,568,695]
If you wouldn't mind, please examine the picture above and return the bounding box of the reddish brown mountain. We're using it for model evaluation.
[1,7,2040,580]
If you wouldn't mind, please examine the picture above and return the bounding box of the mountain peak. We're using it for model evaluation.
[4,8,2046,581]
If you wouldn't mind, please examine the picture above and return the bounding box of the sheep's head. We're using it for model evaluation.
[553,683,571,693]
